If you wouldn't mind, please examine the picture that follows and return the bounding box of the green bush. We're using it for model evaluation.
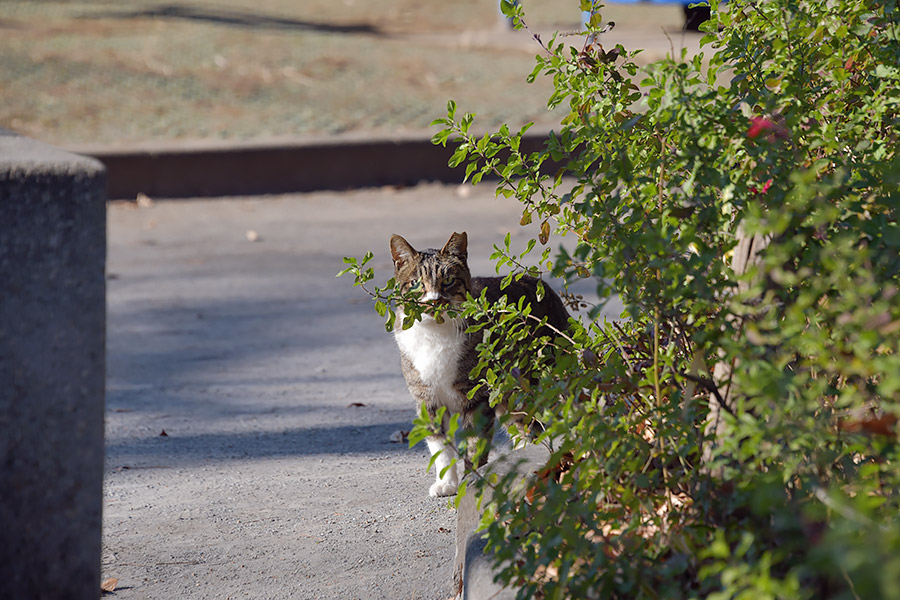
[342,0,900,597]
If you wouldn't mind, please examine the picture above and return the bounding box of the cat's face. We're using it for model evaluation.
[389,232,472,311]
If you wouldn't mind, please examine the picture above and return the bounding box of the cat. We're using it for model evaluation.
[389,231,570,497]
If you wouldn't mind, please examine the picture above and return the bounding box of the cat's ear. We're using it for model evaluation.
[440,232,468,260]
[390,234,418,270]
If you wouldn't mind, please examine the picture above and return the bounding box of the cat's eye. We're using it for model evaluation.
[408,279,424,292]
[442,276,456,287]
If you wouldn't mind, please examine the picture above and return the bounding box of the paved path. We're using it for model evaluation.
[102,183,583,599]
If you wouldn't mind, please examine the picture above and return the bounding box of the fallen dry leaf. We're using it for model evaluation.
[526,452,574,504]
[100,577,118,593]
[159,430,169,437]
[136,193,154,208]
[347,402,366,408]
[839,414,898,437]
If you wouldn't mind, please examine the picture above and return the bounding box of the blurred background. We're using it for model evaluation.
[0,0,696,149]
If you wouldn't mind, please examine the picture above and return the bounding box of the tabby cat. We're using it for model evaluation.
[389,232,570,497]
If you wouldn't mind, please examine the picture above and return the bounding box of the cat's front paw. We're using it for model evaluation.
[429,481,458,497]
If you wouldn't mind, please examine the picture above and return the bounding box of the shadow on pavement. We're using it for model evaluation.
[81,3,383,36]
[106,420,414,466]
[107,288,388,389]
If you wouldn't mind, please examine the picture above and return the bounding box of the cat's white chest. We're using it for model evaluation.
[394,315,466,403]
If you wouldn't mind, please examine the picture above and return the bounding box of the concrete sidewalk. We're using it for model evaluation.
[103,182,595,599]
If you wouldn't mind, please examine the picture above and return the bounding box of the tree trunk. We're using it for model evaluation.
[702,227,771,468]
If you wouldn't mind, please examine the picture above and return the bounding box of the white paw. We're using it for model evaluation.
[429,481,458,497]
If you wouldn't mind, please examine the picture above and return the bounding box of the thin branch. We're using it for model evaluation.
[677,371,736,418]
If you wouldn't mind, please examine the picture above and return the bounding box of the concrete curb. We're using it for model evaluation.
[0,130,107,599]
[67,129,555,200]
[455,444,550,599]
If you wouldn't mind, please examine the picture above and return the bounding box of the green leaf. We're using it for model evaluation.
[448,145,469,168]
[431,128,451,147]
[453,480,468,508]
[461,112,475,134]
[500,0,518,18]
[465,160,478,183]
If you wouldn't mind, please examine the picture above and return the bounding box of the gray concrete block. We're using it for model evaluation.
[0,130,107,599]
[454,444,549,600]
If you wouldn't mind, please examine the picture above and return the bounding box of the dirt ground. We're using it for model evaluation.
[0,0,687,147]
